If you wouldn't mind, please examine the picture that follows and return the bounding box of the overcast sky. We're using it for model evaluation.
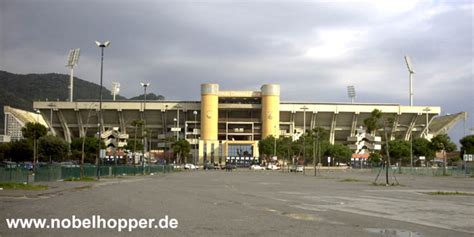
[1,0,473,143]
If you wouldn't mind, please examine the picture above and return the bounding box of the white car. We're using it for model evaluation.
[184,164,197,170]
[266,164,280,170]
[250,165,265,170]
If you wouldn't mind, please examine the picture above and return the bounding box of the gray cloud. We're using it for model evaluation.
[1,0,473,143]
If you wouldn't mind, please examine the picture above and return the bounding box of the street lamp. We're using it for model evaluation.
[423,107,431,138]
[141,82,150,174]
[47,103,55,134]
[193,110,198,164]
[175,104,182,140]
[95,40,110,180]
[301,106,308,174]
[173,118,178,140]
[33,109,41,170]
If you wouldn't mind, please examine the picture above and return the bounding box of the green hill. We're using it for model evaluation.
[0,71,164,133]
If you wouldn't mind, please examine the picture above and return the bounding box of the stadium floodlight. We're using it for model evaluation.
[95,40,111,180]
[140,82,150,174]
[404,55,415,106]
[111,82,120,101]
[66,48,80,102]
[95,41,110,47]
[347,85,356,104]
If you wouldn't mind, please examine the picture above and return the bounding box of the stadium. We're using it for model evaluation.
[23,83,464,165]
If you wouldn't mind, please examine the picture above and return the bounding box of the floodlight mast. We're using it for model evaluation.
[347,85,356,104]
[66,48,80,102]
[404,56,415,106]
[111,82,120,101]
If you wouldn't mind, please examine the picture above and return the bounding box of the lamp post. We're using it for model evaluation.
[47,103,55,134]
[423,107,431,138]
[141,82,150,174]
[404,56,415,106]
[95,40,110,180]
[193,110,198,164]
[174,118,178,140]
[33,109,41,170]
[175,104,182,140]
[301,106,308,174]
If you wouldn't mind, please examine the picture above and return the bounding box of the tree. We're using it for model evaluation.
[363,109,382,133]
[276,137,293,163]
[131,119,144,164]
[37,135,69,162]
[430,134,456,153]
[368,152,381,166]
[71,137,103,164]
[124,139,144,152]
[325,143,352,165]
[8,139,33,162]
[412,138,435,163]
[258,136,277,159]
[387,139,410,165]
[21,123,48,140]
[460,135,474,157]
[364,109,394,185]
[172,139,190,164]
[0,143,11,162]
[430,134,456,175]
[21,122,48,165]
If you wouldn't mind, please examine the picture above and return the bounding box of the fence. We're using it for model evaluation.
[0,165,174,183]
[371,166,474,177]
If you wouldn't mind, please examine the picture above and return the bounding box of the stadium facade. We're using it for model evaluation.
[30,84,465,164]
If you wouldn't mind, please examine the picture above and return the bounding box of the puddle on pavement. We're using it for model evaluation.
[365,228,423,237]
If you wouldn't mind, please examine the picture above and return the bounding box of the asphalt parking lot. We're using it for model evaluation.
[0,169,473,237]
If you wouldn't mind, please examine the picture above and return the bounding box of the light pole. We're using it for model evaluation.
[175,104,182,140]
[174,118,178,140]
[95,40,110,180]
[47,103,55,134]
[66,48,80,102]
[423,107,431,138]
[404,56,415,106]
[193,110,198,164]
[33,109,40,170]
[141,82,150,174]
[301,106,308,174]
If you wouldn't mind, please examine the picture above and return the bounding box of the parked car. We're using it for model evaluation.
[225,163,234,171]
[60,162,79,168]
[21,162,33,171]
[203,162,215,170]
[184,164,197,170]
[266,164,280,170]
[250,164,265,170]
[1,161,17,169]
[290,165,304,172]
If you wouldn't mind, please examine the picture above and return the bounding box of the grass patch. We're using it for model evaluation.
[0,182,48,190]
[74,185,93,191]
[63,176,96,182]
[424,191,474,196]
[339,178,362,182]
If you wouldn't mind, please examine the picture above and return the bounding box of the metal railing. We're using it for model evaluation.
[0,165,175,182]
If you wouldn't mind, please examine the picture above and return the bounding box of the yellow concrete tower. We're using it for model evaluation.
[201,84,219,141]
[261,84,280,138]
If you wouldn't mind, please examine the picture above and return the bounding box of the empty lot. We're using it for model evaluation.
[0,169,473,236]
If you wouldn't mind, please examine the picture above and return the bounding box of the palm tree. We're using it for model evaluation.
[131,120,144,165]
[172,139,191,164]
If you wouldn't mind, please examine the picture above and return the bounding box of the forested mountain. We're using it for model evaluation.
[0,71,164,133]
